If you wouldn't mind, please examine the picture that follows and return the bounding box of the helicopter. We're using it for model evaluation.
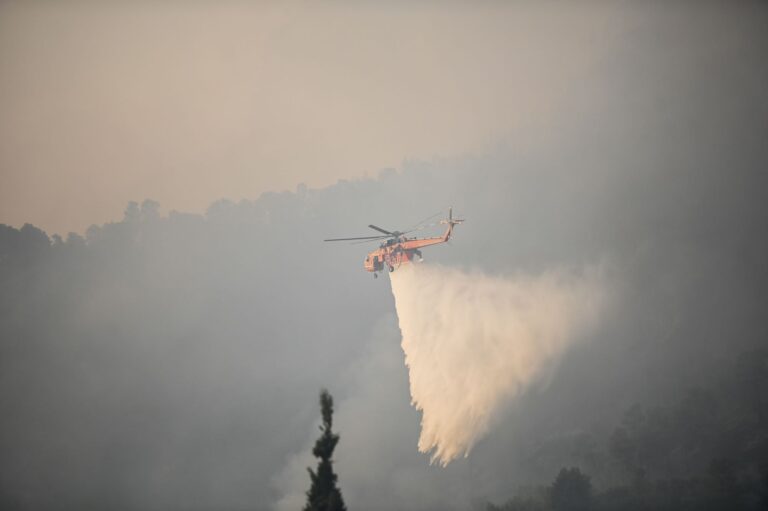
[324,208,464,278]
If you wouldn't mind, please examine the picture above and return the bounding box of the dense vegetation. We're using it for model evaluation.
[488,349,768,511]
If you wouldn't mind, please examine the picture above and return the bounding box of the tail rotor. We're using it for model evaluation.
[440,207,464,241]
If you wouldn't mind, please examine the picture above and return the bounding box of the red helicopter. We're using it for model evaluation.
[324,208,464,278]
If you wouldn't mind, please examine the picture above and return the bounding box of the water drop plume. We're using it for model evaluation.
[389,263,604,465]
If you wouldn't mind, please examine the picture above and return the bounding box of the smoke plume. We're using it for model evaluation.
[389,263,605,466]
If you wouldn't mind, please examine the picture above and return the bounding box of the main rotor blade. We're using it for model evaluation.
[399,221,440,237]
[407,211,443,231]
[351,238,390,245]
[368,225,393,235]
[324,235,390,242]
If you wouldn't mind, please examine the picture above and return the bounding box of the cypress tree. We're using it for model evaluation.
[304,390,347,511]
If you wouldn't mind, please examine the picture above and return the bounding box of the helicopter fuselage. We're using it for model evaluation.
[364,225,454,273]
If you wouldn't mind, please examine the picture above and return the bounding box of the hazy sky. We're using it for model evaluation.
[0,1,618,235]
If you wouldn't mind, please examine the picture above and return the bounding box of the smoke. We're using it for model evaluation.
[389,263,605,466]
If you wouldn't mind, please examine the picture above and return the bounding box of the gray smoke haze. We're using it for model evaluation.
[1,2,768,511]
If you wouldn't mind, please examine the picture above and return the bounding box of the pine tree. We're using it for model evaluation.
[304,390,347,511]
